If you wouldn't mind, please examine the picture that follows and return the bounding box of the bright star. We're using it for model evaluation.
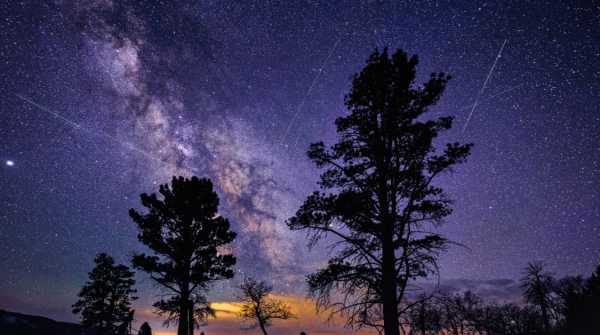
[6,161,13,166]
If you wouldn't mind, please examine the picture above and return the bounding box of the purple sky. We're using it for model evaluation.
[0,1,598,333]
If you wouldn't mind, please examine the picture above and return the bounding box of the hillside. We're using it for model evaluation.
[0,309,97,335]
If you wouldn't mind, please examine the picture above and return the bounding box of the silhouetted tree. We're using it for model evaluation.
[287,47,472,335]
[137,322,152,335]
[544,275,584,331]
[479,301,544,335]
[130,176,237,335]
[404,296,443,335]
[401,266,600,335]
[236,277,297,335]
[436,291,483,335]
[563,264,600,335]
[402,291,546,335]
[72,253,137,335]
[519,261,554,333]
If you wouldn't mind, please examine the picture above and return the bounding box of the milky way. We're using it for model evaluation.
[1,1,599,334]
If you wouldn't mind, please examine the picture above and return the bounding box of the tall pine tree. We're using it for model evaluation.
[72,253,137,335]
[130,176,236,335]
[287,47,472,335]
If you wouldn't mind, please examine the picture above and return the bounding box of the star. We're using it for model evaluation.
[6,160,14,166]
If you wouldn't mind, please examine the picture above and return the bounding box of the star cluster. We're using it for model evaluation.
[0,1,598,334]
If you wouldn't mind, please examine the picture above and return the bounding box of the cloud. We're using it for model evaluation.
[485,278,515,287]
[211,301,243,319]
[417,278,522,303]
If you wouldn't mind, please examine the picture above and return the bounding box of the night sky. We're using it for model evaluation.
[1,1,599,334]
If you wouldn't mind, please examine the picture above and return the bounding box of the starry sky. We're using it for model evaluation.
[0,1,599,334]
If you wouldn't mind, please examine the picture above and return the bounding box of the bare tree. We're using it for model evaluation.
[236,277,297,335]
[403,295,443,335]
[436,291,483,335]
[519,260,554,333]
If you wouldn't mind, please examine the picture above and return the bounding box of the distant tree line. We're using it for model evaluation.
[401,262,600,335]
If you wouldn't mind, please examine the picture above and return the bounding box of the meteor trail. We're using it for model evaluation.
[462,39,508,134]
[294,125,302,148]
[16,95,165,165]
[279,34,342,144]
[96,53,146,131]
[455,83,524,113]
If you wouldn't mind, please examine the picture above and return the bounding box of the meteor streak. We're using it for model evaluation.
[455,83,524,113]
[279,33,342,144]
[96,53,146,131]
[294,125,302,148]
[462,39,508,134]
[16,95,165,165]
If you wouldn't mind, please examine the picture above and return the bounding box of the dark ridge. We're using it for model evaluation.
[0,309,96,335]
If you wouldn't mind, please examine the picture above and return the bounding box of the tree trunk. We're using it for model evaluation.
[258,319,269,335]
[189,299,194,335]
[420,302,426,335]
[541,303,550,333]
[106,286,117,335]
[178,280,189,335]
[381,225,400,335]
[100,282,108,335]
[101,299,109,335]
[538,285,550,333]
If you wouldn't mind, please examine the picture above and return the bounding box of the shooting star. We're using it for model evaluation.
[455,83,524,113]
[96,53,146,132]
[462,39,508,134]
[294,125,302,148]
[16,95,165,165]
[279,34,342,144]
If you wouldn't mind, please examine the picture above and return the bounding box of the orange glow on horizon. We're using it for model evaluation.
[133,294,380,335]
